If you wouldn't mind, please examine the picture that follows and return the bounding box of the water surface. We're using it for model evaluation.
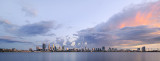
[0,52,159,61]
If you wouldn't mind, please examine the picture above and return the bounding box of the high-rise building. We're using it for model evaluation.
[142,46,146,52]
[62,46,65,51]
[42,43,46,51]
[48,43,50,51]
[55,46,57,51]
[52,44,55,51]
[102,46,105,51]
[50,47,53,51]
[85,47,87,51]
[92,48,95,51]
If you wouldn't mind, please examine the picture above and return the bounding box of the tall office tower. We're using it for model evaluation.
[102,46,105,51]
[48,43,50,51]
[52,44,55,50]
[85,47,87,51]
[142,46,146,52]
[92,48,95,51]
[55,46,57,51]
[50,47,53,51]
[42,43,46,51]
[62,46,65,51]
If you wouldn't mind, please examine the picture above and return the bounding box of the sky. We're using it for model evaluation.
[0,0,159,50]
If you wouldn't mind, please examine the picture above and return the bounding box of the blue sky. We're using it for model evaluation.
[0,0,159,50]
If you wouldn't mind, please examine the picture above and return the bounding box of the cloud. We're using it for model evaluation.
[0,18,18,33]
[0,18,62,47]
[42,33,56,36]
[22,6,37,17]
[17,21,56,36]
[0,18,60,36]
[54,24,63,30]
[71,42,75,46]
[0,36,32,43]
[55,37,65,46]
[116,26,160,41]
[76,1,160,48]
[52,36,76,48]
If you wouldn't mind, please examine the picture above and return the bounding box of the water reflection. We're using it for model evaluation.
[0,52,160,61]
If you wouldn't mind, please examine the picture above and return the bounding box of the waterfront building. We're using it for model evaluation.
[102,46,105,51]
[42,43,46,51]
[48,43,50,51]
[99,48,102,51]
[108,47,111,52]
[95,48,98,51]
[92,48,95,51]
[82,48,84,52]
[55,46,57,51]
[66,48,69,51]
[52,44,55,51]
[108,47,118,52]
[62,46,65,51]
[29,48,32,51]
[12,48,16,51]
[85,47,87,51]
[58,46,61,51]
[36,46,40,51]
[142,46,146,52]
[137,48,140,51]
[98,48,100,51]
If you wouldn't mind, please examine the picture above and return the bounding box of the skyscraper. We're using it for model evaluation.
[42,43,46,51]
[62,46,65,51]
[142,46,146,52]
[102,46,105,51]
[85,47,87,51]
[55,46,57,51]
[92,48,95,51]
[52,44,55,51]
[48,43,50,51]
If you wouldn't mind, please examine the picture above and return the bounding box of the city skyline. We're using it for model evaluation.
[1,0,160,50]
[2,43,160,52]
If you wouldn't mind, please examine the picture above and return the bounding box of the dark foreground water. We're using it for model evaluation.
[0,52,160,61]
